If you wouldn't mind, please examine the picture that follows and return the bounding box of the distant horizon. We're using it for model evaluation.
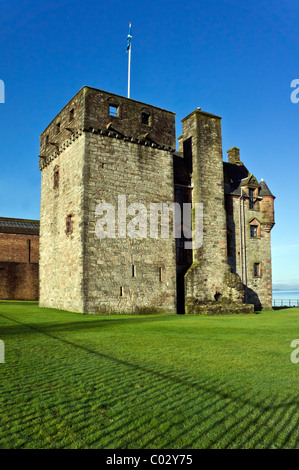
[272,283,299,292]
[273,288,299,292]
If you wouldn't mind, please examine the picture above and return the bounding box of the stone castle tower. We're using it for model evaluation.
[39,86,275,314]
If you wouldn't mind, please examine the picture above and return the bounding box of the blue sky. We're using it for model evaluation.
[0,0,298,289]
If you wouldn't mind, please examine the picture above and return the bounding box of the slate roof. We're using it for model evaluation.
[223,162,275,198]
[259,179,275,197]
[0,217,40,235]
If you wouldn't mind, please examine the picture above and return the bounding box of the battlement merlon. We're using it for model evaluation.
[39,86,176,159]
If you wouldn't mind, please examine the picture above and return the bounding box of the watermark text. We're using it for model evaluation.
[290,79,299,104]
[0,340,4,363]
[0,80,5,103]
[95,196,203,249]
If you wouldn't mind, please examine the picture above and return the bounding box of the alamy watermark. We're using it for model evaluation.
[95,196,203,249]
[0,340,4,363]
[291,339,299,363]
[0,80,5,103]
[290,79,299,104]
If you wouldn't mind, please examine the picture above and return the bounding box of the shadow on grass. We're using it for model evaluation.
[0,312,182,337]
[273,306,295,311]
[1,311,299,449]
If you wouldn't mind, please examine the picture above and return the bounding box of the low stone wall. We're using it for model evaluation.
[185,297,254,315]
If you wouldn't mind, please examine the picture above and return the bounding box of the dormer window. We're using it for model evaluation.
[56,121,61,134]
[250,225,258,237]
[249,188,255,209]
[249,218,260,238]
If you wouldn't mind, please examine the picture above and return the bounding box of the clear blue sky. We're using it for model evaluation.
[0,0,298,289]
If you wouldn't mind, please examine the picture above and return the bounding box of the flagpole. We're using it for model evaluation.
[128,42,131,98]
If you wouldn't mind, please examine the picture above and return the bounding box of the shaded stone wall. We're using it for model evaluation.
[84,87,176,148]
[39,86,175,166]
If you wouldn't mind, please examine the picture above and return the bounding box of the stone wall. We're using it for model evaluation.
[39,87,177,314]
[83,132,177,314]
[83,87,176,148]
[181,110,249,312]
[39,136,86,312]
[227,195,273,310]
[39,87,273,315]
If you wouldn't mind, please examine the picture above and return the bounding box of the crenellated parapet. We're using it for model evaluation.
[39,127,175,170]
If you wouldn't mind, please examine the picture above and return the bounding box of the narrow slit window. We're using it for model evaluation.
[120,286,123,296]
[45,135,49,146]
[56,122,61,134]
[53,165,59,189]
[254,263,261,277]
[132,265,135,277]
[27,239,31,263]
[249,188,255,209]
[159,267,163,282]
[69,108,74,122]
[66,214,73,234]
[109,105,118,117]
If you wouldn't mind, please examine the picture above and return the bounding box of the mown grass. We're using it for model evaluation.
[0,302,299,449]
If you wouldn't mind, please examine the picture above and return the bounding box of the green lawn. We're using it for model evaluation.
[0,302,299,449]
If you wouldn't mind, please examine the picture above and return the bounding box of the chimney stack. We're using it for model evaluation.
[227,147,242,165]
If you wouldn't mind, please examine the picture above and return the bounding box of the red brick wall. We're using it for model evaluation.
[0,233,39,300]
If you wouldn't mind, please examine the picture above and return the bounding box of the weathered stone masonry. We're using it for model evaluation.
[39,86,275,314]
[39,87,177,314]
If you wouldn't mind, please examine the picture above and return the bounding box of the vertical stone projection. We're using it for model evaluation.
[182,110,253,314]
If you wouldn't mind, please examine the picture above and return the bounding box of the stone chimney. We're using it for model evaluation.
[227,147,242,165]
